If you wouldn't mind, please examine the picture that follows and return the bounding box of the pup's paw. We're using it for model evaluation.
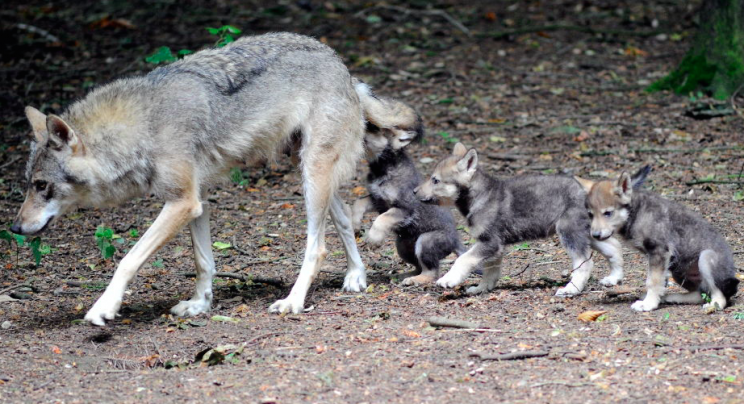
[436,271,467,289]
[84,296,122,326]
[555,284,581,297]
[631,299,658,312]
[364,227,385,247]
[402,273,436,286]
[342,270,367,292]
[269,296,305,314]
[599,275,622,287]
[171,298,211,317]
[703,301,723,312]
[466,284,489,295]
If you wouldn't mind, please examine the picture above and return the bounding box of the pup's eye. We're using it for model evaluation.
[34,181,48,192]
[603,210,613,218]
[431,177,440,185]
[587,211,594,218]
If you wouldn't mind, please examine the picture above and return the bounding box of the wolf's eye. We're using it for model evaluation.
[431,177,440,185]
[34,180,48,192]
[587,211,594,219]
[603,210,613,218]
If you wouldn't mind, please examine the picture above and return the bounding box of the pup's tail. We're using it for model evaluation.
[699,249,739,309]
[631,165,652,190]
[353,78,424,141]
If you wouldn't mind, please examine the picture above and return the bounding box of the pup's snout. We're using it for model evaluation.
[10,222,22,235]
[592,230,611,241]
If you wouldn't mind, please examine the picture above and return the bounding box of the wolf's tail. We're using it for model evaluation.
[699,249,740,307]
[353,78,424,141]
[631,165,652,190]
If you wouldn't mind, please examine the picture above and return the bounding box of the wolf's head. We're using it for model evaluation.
[576,165,651,241]
[414,142,477,206]
[11,107,87,235]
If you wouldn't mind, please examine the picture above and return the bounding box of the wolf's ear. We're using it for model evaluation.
[457,148,478,178]
[47,115,83,155]
[25,106,48,143]
[615,172,632,203]
[452,142,468,158]
[574,176,595,193]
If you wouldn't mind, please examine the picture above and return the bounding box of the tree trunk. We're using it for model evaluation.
[648,0,744,99]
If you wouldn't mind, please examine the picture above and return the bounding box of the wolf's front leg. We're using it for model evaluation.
[171,201,215,317]
[85,198,203,326]
[365,208,405,247]
[631,252,668,312]
[329,195,367,293]
[437,242,491,289]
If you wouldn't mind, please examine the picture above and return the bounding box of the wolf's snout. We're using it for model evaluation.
[10,222,22,235]
[592,230,611,241]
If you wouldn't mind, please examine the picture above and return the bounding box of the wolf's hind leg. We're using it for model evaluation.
[555,211,594,297]
[171,201,215,317]
[401,231,450,286]
[329,194,367,293]
[664,290,704,304]
[466,256,503,295]
[698,249,728,310]
[85,196,203,326]
[592,237,624,286]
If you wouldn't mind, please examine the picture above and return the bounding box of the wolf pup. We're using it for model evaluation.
[414,143,624,296]
[10,33,376,325]
[576,167,739,311]
[350,82,464,285]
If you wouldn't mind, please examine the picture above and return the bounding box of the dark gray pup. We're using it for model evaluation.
[577,167,740,311]
[352,84,463,285]
[415,143,624,296]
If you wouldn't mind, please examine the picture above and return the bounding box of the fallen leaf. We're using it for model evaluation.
[573,130,590,142]
[484,11,496,21]
[352,186,367,196]
[51,346,61,354]
[280,203,295,209]
[578,310,607,322]
[624,46,648,57]
[121,319,132,325]
[403,330,421,338]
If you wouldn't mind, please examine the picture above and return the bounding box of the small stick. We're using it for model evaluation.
[0,283,29,296]
[531,381,593,388]
[181,272,283,287]
[428,316,479,329]
[470,351,550,361]
[16,23,60,42]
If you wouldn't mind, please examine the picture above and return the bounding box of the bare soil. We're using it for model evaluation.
[1,1,743,403]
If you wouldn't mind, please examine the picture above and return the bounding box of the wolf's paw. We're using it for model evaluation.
[364,227,385,247]
[555,284,581,297]
[436,271,467,289]
[343,270,367,292]
[466,284,489,295]
[402,273,436,286]
[703,301,724,312]
[170,298,211,317]
[84,296,122,326]
[269,296,305,314]
[599,275,622,287]
[631,299,658,312]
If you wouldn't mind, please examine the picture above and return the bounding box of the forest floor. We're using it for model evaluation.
[1,1,743,403]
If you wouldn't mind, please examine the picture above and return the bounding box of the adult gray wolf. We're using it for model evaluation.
[10,32,372,325]
[414,143,624,296]
[576,166,739,311]
[351,82,464,286]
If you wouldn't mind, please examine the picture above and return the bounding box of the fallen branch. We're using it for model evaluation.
[181,272,283,287]
[478,24,663,39]
[470,351,550,361]
[687,345,744,352]
[580,145,743,157]
[685,179,744,186]
[0,283,30,296]
[428,316,479,329]
[531,381,594,388]
[16,23,60,43]
[355,5,471,37]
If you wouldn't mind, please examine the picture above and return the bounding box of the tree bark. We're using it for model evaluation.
[648,0,744,99]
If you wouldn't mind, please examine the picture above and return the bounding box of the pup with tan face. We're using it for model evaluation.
[415,143,624,296]
[351,82,464,285]
[577,167,739,311]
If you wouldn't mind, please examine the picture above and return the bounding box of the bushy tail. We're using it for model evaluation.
[631,165,652,190]
[353,78,423,140]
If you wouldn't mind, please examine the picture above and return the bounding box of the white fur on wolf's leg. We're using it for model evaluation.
[555,252,594,297]
[85,199,202,325]
[171,202,215,317]
[698,249,727,311]
[466,257,502,295]
[631,297,661,312]
[592,237,624,286]
[664,291,704,304]
[436,247,481,288]
[329,195,367,293]
[632,257,667,312]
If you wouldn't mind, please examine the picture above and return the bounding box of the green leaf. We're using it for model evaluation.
[104,244,116,260]
[129,228,139,238]
[512,242,531,251]
[152,259,164,268]
[366,15,382,24]
[29,237,42,266]
[733,190,744,201]
[549,125,582,134]
[206,27,221,35]
[437,97,454,105]
[145,46,177,64]
[210,315,240,323]
[212,241,232,250]
[0,230,13,243]
[222,25,241,34]
[177,49,193,57]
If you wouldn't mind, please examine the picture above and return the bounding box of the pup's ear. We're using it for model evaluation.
[25,106,48,143]
[456,148,478,178]
[574,176,595,193]
[47,115,84,155]
[452,142,467,157]
[615,172,632,204]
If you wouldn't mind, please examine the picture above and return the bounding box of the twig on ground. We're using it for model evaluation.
[478,24,663,39]
[531,381,594,388]
[16,23,60,43]
[0,155,21,170]
[355,5,471,37]
[428,316,479,329]
[245,332,286,347]
[580,145,743,157]
[687,345,744,352]
[181,272,283,287]
[470,351,550,361]
[685,179,744,186]
[0,283,29,296]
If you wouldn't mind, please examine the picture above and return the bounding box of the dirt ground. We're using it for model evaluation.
[1,1,743,403]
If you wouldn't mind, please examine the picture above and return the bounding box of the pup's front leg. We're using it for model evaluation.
[437,242,492,289]
[466,256,503,295]
[351,197,372,234]
[631,251,668,312]
[365,208,405,247]
[85,198,202,326]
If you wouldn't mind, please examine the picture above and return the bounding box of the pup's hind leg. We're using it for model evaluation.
[401,231,451,286]
[466,256,503,295]
[699,249,728,310]
[171,201,215,317]
[437,242,493,288]
[329,194,367,292]
[592,237,624,286]
[664,290,704,304]
[555,211,594,297]
[351,197,372,233]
